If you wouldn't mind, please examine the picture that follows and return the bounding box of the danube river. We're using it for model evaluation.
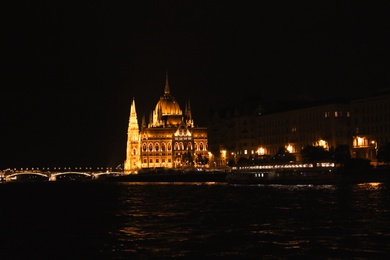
[1,181,389,258]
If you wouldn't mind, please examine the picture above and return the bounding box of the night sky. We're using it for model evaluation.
[2,1,389,169]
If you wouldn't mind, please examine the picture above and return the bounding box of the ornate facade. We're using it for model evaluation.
[124,75,209,174]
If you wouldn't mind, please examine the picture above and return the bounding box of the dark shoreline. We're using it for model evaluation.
[104,171,228,183]
[100,169,390,185]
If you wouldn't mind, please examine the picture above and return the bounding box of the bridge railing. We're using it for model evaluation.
[1,170,124,182]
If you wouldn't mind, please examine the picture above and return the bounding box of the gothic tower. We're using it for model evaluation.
[123,73,209,172]
[124,98,141,174]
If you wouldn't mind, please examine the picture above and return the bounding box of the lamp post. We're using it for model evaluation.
[371,140,378,165]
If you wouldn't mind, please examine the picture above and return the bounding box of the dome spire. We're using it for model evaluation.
[164,71,170,95]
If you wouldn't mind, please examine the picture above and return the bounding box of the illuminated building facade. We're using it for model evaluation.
[209,92,390,165]
[124,75,209,173]
[350,93,390,164]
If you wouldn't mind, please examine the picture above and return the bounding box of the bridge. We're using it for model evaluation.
[0,170,124,182]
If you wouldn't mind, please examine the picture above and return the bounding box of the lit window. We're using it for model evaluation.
[325,112,330,118]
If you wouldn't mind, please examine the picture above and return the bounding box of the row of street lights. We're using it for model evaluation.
[3,167,115,172]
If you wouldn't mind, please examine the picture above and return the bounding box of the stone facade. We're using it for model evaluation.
[208,92,390,166]
[124,75,209,173]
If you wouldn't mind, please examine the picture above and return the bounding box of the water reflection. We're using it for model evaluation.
[104,182,390,258]
[356,182,382,190]
[3,181,387,258]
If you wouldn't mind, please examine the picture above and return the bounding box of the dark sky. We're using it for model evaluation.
[2,1,389,169]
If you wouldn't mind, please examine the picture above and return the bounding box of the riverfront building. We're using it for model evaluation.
[350,93,390,162]
[208,92,390,167]
[124,75,209,174]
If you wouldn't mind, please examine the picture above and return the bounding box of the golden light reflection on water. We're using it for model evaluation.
[119,226,141,236]
[356,182,382,190]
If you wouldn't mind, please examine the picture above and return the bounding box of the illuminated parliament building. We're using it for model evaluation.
[124,75,209,174]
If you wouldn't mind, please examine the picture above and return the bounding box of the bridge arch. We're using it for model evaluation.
[5,172,49,182]
[49,172,92,181]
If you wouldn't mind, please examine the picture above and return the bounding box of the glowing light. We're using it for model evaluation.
[286,144,293,153]
[357,182,381,190]
[256,147,265,155]
[316,139,328,150]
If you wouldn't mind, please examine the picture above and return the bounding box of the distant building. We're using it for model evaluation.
[350,93,390,164]
[124,74,209,174]
[208,92,390,166]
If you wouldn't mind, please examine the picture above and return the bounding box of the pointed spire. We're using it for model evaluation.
[129,97,139,131]
[164,71,170,95]
[186,100,192,119]
[130,97,137,114]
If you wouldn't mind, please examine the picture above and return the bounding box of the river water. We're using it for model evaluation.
[1,181,389,259]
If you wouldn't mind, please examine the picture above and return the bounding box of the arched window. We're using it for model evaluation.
[149,143,153,151]
[194,142,198,151]
[132,148,137,156]
[174,142,179,150]
[155,143,159,151]
[161,143,166,151]
[168,143,172,151]
[187,142,192,150]
[142,143,147,152]
[200,142,204,151]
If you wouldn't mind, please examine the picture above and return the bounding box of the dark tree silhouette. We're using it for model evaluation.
[195,153,209,165]
[182,152,194,166]
[377,142,390,165]
[272,147,296,162]
[301,145,331,162]
[333,144,351,163]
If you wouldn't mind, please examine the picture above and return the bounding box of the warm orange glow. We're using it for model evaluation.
[221,150,227,158]
[357,182,381,190]
[256,147,265,155]
[315,139,328,150]
[357,137,364,146]
[286,144,293,153]
[353,136,370,148]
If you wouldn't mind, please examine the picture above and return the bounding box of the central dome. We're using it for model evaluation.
[151,74,183,127]
[155,74,182,116]
[155,95,182,116]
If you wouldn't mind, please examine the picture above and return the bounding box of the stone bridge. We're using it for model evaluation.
[0,170,124,182]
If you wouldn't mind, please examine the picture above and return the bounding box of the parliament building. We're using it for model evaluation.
[124,75,209,174]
